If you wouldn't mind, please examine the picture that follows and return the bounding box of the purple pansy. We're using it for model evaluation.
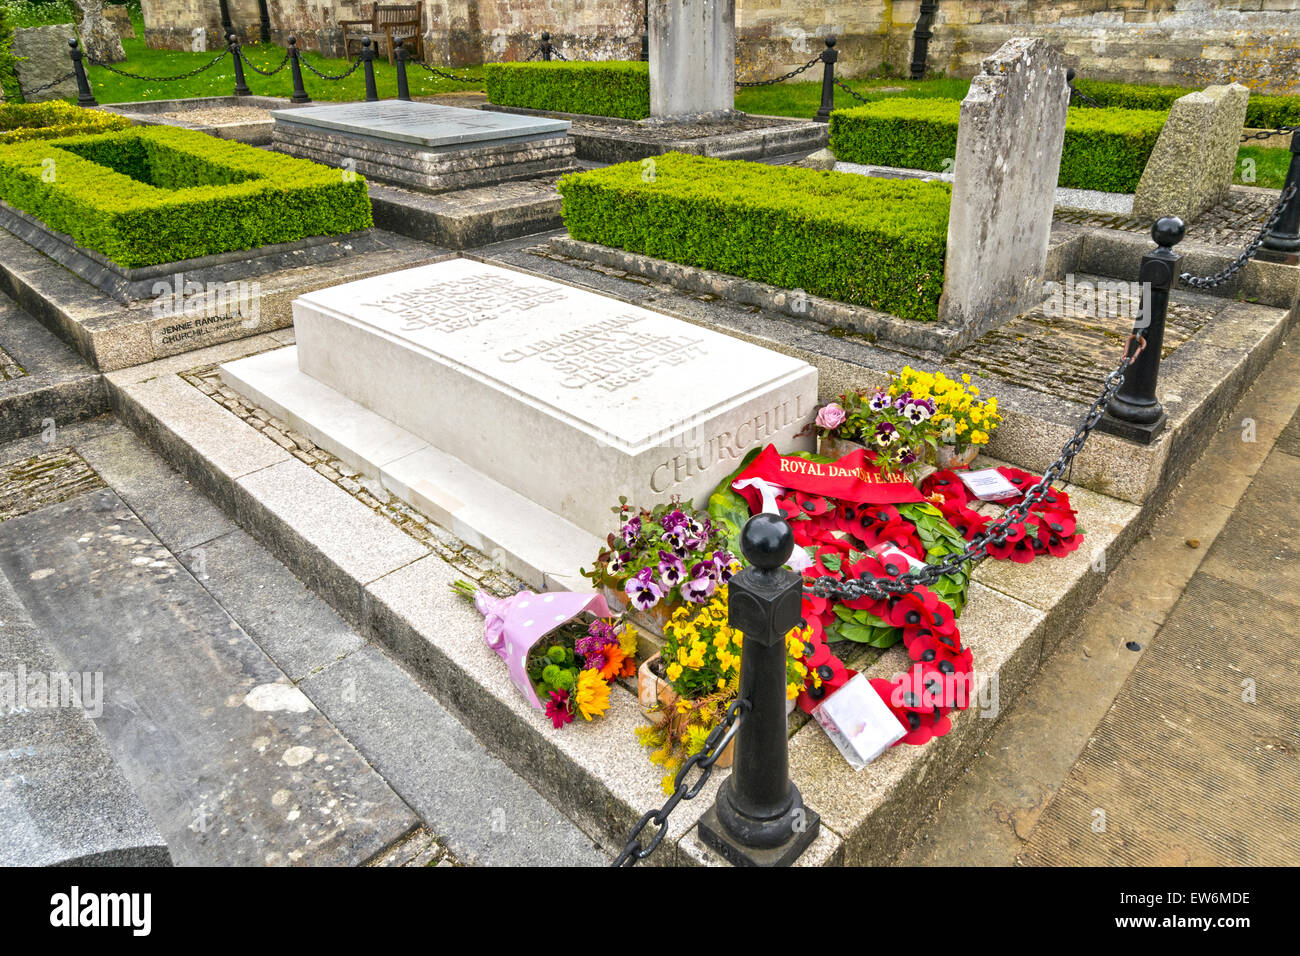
[657,550,685,588]
[625,567,663,611]
[682,562,718,602]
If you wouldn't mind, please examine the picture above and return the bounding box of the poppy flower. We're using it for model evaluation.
[922,471,970,505]
[794,492,833,516]
[882,587,940,629]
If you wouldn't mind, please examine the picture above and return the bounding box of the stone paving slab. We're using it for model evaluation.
[369,178,564,249]
[0,486,420,866]
[301,644,608,866]
[0,569,172,867]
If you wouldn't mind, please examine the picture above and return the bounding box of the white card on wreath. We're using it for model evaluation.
[958,468,1020,502]
[813,673,906,770]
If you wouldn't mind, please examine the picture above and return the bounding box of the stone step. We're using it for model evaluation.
[0,567,171,867]
[106,333,1154,865]
[0,301,107,444]
[0,483,421,866]
[13,418,606,866]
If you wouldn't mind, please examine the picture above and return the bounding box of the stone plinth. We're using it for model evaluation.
[270,102,577,194]
[231,258,816,544]
[938,37,1069,339]
[649,0,736,121]
[1132,84,1250,226]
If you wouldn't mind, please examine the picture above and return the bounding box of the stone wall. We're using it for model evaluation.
[136,0,1300,90]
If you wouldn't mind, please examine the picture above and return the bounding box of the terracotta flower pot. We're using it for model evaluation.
[817,433,867,460]
[936,443,979,470]
[636,653,735,768]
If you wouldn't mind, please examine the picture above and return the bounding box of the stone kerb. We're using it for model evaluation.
[938,37,1070,341]
[1132,83,1251,226]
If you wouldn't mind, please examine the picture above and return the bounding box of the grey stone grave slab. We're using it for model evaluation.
[271,102,577,194]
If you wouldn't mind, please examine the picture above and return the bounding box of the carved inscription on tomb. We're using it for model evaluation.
[362,274,568,334]
[497,314,706,392]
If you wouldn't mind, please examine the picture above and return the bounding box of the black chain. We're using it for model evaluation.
[1178,182,1298,289]
[1241,124,1298,142]
[833,77,871,105]
[86,48,229,82]
[736,54,821,88]
[808,347,1138,604]
[611,697,748,866]
[21,71,75,96]
[298,54,363,81]
[410,60,483,83]
[1067,83,1103,108]
[237,46,290,77]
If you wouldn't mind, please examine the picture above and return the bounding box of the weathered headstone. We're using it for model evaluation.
[103,4,136,40]
[1132,83,1250,225]
[72,0,125,63]
[648,0,735,120]
[11,26,80,103]
[938,37,1069,340]
[224,259,817,541]
[271,101,576,193]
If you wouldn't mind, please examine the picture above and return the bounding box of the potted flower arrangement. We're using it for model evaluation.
[635,585,808,793]
[812,386,939,481]
[890,368,1001,469]
[581,498,737,632]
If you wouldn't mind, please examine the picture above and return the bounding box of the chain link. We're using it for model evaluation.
[611,697,748,866]
[1067,82,1102,109]
[298,53,363,81]
[238,46,290,77]
[808,347,1138,604]
[1177,182,1298,289]
[86,48,229,82]
[736,54,822,88]
[410,60,483,83]
[833,76,871,105]
[22,71,75,96]
[1240,124,1298,142]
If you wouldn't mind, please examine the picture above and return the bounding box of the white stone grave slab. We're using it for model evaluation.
[221,258,816,585]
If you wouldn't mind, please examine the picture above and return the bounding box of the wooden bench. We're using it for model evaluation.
[341,3,424,65]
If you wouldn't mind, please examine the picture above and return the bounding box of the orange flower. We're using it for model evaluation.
[599,643,628,682]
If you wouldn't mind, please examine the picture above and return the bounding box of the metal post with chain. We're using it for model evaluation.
[909,1,939,80]
[1259,128,1300,260]
[814,37,838,123]
[735,53,823,89]
[1177,181,1298,288]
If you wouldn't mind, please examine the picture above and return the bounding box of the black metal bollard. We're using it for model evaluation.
[697,513,821,867]
[229,33,252,96]
[1099,216,1184,444]
[540,31,554,61]
[640,0,649,62]
[395,39,410,101]
[814,36,838,123]
[288,36,311,104]
[1260,131,1300,259]
[361,37,378,101]
[909,0,938,80]
[68,38,97,107]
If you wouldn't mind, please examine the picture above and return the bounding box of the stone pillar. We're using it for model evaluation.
[649,0,735,121]
[938,37,1069,341]
[1132,83,1250,226]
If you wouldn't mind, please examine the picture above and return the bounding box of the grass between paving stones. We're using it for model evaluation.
[558,152,950,322]
[38,32,483,104]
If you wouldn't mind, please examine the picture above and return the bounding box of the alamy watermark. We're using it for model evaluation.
[151,272,262,343]
[1,666,103,719]
[1044,274,1150,324]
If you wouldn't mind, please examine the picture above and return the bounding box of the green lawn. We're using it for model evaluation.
[76,34,483,104]
[735,77,970,119]
[1234,145,1292,190]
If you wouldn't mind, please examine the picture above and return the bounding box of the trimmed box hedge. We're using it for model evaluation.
[485,61,650,120]
[0,124,372,268]
[1,101,132,144]
[829,98,1168,193]
[1073,78,1300,130]
[557,153,950,322]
